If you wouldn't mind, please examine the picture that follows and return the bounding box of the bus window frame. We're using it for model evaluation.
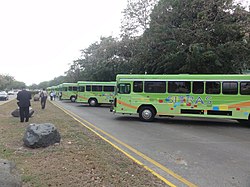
[133,81,143,93]
[103,86,115,92]
[240,81,250,95]
[118,83,131,94]
[168,81,191,94]
[222,82,238,95]
[192,81,204,94]
[205,81,221,94]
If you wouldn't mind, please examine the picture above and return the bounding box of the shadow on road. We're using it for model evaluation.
[114,115,249,128]
[75,104,111,108]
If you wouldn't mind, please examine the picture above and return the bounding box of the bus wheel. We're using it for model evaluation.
[238,116,250,126]
[89,98,98,107]
[139,106,155,122]
[70,96,76,102]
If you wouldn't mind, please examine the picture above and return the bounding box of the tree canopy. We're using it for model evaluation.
[0,74,26,90]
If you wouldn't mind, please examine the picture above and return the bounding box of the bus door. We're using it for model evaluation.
[116,83,132,113]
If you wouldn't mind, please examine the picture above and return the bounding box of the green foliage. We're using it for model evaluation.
[75,36,133,81]
[141,0,250,74]
[121,0,158,38]
[0,74,26,90]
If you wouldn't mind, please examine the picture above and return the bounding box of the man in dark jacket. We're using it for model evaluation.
[17,88,32,122]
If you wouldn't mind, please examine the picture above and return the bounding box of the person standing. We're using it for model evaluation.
[17,88,32,122]
[40,89,48,109]
[50,91,54,101]
[53,91,56,100]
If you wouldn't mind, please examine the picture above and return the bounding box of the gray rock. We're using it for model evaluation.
[23,123,61,148]
[0,159,22,187]
[11,108,34,118]
[33,94,40,101]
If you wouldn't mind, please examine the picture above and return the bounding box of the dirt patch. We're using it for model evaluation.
[0,99,167,186]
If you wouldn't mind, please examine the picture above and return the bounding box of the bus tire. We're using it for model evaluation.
[70,96,76,102]
[238,115,250,126]
[89,98,98,107]
[139,106,155,122]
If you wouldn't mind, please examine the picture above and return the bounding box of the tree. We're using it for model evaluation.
[140,0,250,74]
[71,36,132,81]
[0,74,14,90]
[121,0,159,38]
[64,61,83,83]
[0,74,26,90]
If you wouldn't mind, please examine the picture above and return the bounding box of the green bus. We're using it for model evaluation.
[59,83,78,102]
[111,74,250,123]
[46,87,52,92]
[76,81,116,106]
[47,85,59,93]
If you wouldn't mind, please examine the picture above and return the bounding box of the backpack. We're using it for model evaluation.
[40,91,44,98]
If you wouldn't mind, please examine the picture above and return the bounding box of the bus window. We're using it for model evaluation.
[145,81,166,93]
[222,82,238,95]
[73,86,78,91]
[68,86,73,91]
[92,85,102,92]
[240,82,250,95]
[104,86,114,92]
[79,86,85,92]
[133,81,143,93]
[206,82,220,94]
[62,87,67,91]
[118,83,131,94]
[193,81,204,94]
[168,81,190,93]
[86,85,91,91]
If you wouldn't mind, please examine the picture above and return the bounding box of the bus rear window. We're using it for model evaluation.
[206,82,220,94]
[104,86,114,92]
[133,81,143,93]
[118,83,131,94]
[222,82,238,95]
[168,81,190,93]
[240,82,250,95]
[145,81,166,93]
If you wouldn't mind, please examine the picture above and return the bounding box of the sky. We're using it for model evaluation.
[0,0,127,86]
[0,0,249,86]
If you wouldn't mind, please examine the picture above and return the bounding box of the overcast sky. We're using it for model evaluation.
[0,0,249,86]
[0,0,127,85]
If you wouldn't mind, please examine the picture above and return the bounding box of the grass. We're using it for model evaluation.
[0,99,167,187]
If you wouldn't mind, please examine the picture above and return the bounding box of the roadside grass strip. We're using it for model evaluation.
[51,101,198,187]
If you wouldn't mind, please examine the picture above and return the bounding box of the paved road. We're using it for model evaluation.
[53,100,250,187]
[0,94,16,105]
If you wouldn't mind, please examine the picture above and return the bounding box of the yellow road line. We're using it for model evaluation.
[52,101,197,187]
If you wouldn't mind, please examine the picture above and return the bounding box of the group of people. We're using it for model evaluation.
[16,88,49,122]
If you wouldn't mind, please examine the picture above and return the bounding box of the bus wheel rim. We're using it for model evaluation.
[90,100,96,106]
[142,109,152,120]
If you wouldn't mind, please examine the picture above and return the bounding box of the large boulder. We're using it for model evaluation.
[0,159,22,187]
[11,108,34,117]
[23,123,61,148]
[33,94,40,101]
